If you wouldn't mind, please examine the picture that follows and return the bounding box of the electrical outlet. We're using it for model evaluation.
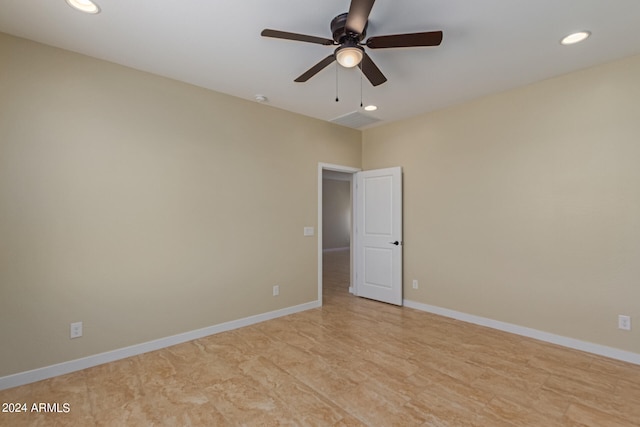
[618,315,631,331]
[273,285,279,297]
[412,279,418,289]
[70,321,83,339]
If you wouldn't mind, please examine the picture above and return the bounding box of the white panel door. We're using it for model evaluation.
[355,167,402,305]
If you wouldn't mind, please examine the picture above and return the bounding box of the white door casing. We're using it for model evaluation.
[355,167,403,305]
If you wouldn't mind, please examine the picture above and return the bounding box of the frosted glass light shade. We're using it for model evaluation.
[336,46,363,68]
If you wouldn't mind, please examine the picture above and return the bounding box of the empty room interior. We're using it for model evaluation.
[1,0,640,425]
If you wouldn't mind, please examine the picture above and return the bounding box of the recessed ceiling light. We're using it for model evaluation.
[65,0,100,14]
[560,31,590,45]
[364,105,378,112]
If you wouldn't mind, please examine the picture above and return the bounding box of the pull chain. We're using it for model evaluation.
[335,62,339,102]
[360,67,363,107]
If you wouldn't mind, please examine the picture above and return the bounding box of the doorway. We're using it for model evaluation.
[317,163,359,304]
[318,163,403,306]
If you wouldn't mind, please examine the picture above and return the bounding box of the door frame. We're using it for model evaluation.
[317,163,360,304]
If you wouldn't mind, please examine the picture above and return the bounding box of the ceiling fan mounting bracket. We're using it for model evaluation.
[331,13,367,44]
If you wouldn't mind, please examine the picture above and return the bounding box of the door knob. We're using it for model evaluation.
[389,241,400,246]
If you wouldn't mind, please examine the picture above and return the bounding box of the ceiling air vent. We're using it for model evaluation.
[329,111,381,129]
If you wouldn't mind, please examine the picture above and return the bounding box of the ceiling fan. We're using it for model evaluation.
[261,0,443,87]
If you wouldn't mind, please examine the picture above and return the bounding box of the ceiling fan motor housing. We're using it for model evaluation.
[331,13,367,43]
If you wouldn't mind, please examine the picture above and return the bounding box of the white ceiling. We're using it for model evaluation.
[2,0,640,129]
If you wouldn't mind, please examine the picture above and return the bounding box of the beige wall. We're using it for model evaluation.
[363,54,640,354]
[3,29,639,378]
[0,33,361,376]
[322,179,351,250]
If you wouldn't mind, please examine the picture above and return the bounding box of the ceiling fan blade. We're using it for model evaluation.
[367,31,443,49]
[358,52,387,86]
[294,54,336,82]
[261,29,334,46]
[345,0,375,35]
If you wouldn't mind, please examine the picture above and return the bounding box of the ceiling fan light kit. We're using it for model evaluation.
[261,0,442,87]
[336,44,364,68]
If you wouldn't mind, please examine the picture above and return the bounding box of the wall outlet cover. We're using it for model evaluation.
[618,315,631,331]
[70,321,83,339]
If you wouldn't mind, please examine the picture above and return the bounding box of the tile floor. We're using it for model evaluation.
[1,250,640,426]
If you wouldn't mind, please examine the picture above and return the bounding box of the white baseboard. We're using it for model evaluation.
[404,299,640,366]
[322,247,350,253]
[0,300,320,391]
